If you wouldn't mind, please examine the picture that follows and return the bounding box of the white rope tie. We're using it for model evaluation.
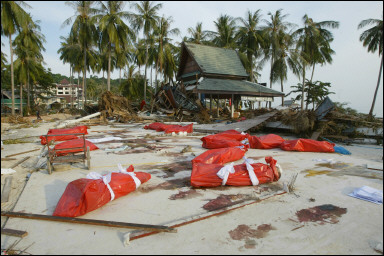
[243,157,259,186]
[86,172,115,201]
[217,162,235,186]
[117,163,141,189]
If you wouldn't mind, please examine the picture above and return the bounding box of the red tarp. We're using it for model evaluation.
[280,138,335,153]
[40,125,88,145]
[53,138,99,156]
[53,166,151,217]
[192,147,247,165]
[201,130,248,149]
[248,134,285,149]
[191,156,280,187]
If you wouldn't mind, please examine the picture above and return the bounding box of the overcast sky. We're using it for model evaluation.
[1,1,383,117]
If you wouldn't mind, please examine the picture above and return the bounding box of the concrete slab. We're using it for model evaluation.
[1,122,383,254]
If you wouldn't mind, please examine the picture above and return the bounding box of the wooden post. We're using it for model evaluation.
[217,94,220,118]
[231,94,234,118]
[210,94,212,113]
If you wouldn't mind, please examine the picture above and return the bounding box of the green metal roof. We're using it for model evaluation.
[184,42,248,78]
[196,78,285,96]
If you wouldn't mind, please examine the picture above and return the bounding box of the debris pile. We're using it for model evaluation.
[99,91,141,123]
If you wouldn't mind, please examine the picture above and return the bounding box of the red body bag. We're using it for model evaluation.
[164,123,193,134]
[40,125,88,145]
[54,139,99,156]
[280,138,335,153]
[192,147,247,165]
[248,134,285,149]
[191,156,280,187]
[144,122,169,131]
[53,166,151,217]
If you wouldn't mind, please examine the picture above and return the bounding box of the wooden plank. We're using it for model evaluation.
[5,148,40,158]
[1,211,176,233]
[10,156,30,169]
[1,228,28,238]
[194,111,277,133]
[1,176,13,203]
[1,158,17,161]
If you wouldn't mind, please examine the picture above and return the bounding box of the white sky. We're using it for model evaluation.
[1,1,383,117]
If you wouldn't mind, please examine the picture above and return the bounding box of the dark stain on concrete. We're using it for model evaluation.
[295,204,347,224]
[203,194,255,212]
[139,177,190,192]
[229,224,276,241]
[169,189,203,200]
[316,162,352,169]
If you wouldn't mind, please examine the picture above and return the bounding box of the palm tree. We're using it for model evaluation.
[186,22,210,44]
[358,16,383,118]
[271,30,302,105]
[130,1,163,102]
[1,1,31,115]
[209,14,238,49]
[96,1,136,92]
[13,16,46,114]
[154,15,180,86]
[293,14,339,110]
[262,9,293,94]
[63,1,99,108]
[58,34,81,108]
[236,10,265,82]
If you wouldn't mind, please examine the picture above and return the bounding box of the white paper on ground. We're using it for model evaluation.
[87,137,123,143]
[348,186,383,205]
[1,168,16,175]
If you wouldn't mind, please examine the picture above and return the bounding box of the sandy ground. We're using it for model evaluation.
[1,115,383,255]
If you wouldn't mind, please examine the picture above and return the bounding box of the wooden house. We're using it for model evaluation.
[176,42,285,117]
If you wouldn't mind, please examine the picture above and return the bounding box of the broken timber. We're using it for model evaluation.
[194,111,277,133]
[10,156,30,169]
[1,228,28,238]
[1,211,176,233]
[5,148,40,158]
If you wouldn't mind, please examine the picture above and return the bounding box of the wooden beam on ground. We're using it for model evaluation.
[1,176,13,203]
[1,158,17,161]
[1,211,176,233]
[10,156,30,169]
[194,111,278,133]
[5,148,40,158]
[1,228,28,238]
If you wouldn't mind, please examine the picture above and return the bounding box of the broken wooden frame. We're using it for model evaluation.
[44,133,90,174]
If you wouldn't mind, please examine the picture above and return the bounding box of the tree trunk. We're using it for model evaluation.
[27,70,30,114]
[155,61,158,94]
[368,54,383,118]
[281,79,284,106]
[301,66,306,111]
[119,68,122,87]
[70,65,73,108]
[107,44,111,91]
[144,40,148,102]
[83,45,87,108]
[77,72,80,109]
[20,84,23,117]
[10,35,15,115]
